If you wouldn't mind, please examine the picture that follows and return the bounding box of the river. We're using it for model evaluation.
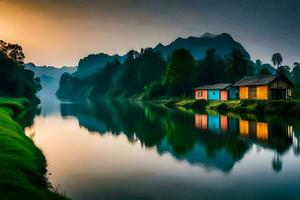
[25,96,300,200]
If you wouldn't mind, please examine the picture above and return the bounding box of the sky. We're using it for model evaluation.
[0,0,299,67]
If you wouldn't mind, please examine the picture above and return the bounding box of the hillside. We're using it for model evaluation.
[24,63,77,95]
[154,33,250,60]
[73,53,126,79]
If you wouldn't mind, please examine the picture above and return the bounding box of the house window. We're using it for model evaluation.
[198,91,203,97]
[256,86,268,100]
[240,87,249,99]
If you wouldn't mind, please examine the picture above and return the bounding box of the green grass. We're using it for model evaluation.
[174,98,300,115]
[0,98,68,200]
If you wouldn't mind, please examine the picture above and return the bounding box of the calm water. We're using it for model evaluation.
[26,96,300,200]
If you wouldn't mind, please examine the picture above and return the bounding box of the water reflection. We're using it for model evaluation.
[27,98,300,200]
[59,99,299,173]
[195,113,297,171]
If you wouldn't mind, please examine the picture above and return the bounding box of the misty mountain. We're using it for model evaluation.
[24,63,77,95]
[154,33,250,60]
[74,53,126,79]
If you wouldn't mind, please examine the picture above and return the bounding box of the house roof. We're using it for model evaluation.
[194,83,232,90]
[233,74,290,87]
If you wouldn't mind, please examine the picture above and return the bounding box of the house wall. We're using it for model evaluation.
[229,89,237,100]
[249,87,256,99]
[269,77,292,89]
[195,90,208,100]
[239,86,269,100]
[220,90,228,101]
[208,90,220,100]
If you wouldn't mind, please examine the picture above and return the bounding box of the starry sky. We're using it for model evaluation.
[0,0,299,67]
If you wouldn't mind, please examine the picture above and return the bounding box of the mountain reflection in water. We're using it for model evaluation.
[60,99,299,173]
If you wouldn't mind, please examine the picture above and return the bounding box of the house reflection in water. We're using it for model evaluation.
[195,114,237,134]
[195,114,233,133]
[195,114,294,144]
[239,120,268,141]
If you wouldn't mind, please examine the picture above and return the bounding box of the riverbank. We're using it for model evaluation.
[166,98,300,115]
[0,97,68,200]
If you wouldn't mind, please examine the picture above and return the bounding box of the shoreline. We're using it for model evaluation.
[169,98,300,115]
[0,97,68,200]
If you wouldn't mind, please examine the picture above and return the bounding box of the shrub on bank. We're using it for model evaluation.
[192,99,208,110]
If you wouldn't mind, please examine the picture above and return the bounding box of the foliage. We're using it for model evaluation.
[276,65,291,77]
[225,48,254,82]
[56,73,80,99]
[197,48,227,85]
[163,48,196,97]
[0,40,25,64]
[271,53,283,69]
[143,81,167,100]
[74,53,125,79]
[115,49,166,97]
[0,99,68,200]
[0,40,41,102]
[259,68,272,75]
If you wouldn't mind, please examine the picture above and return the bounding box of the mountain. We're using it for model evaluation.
[72,33,249,79]
[24,63,77,95]
[154,33,250,60]
[74,53,126,79]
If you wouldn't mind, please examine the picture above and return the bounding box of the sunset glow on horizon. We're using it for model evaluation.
[1,0,299,67]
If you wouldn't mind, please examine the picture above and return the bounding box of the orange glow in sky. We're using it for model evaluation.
[1,0,299,67]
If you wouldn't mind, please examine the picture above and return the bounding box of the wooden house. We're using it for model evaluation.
[233,75,293,100]
[194,83,237,101]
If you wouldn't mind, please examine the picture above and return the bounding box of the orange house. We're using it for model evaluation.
[233,75,293,100]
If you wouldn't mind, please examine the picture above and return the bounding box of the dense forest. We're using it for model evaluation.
[57,47,268,99]
[56,33,299,100]
[0,40,41,102]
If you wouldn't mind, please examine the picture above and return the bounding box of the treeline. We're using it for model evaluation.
[0,40,41,102]
[270,53,300,98]
[57,47,295,100]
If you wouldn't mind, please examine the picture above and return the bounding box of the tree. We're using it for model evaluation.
[276,65,291,77]
[271,53,283,69]
[225,48,253,82]
[199,48,225,84]
[0,40,40,100]
[0,40,25,64]
[260,68,272,75]
[115,49,166,97]
[291,62,300,83]
[164,49,196,97]
[255,59,262,66]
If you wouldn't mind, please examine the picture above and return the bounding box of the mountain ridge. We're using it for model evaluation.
[73,32,251,79]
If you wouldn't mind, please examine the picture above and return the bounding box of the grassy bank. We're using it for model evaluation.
[0,98,68,200]
[171,98,300,115]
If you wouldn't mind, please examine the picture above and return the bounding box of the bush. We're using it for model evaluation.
[143,81,167,100]
[192,99,208,110]
[264,100,295,114]
[215,102,230,112]
[165,99,180,108]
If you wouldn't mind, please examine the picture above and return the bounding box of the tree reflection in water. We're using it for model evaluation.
[60,98,299,173]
